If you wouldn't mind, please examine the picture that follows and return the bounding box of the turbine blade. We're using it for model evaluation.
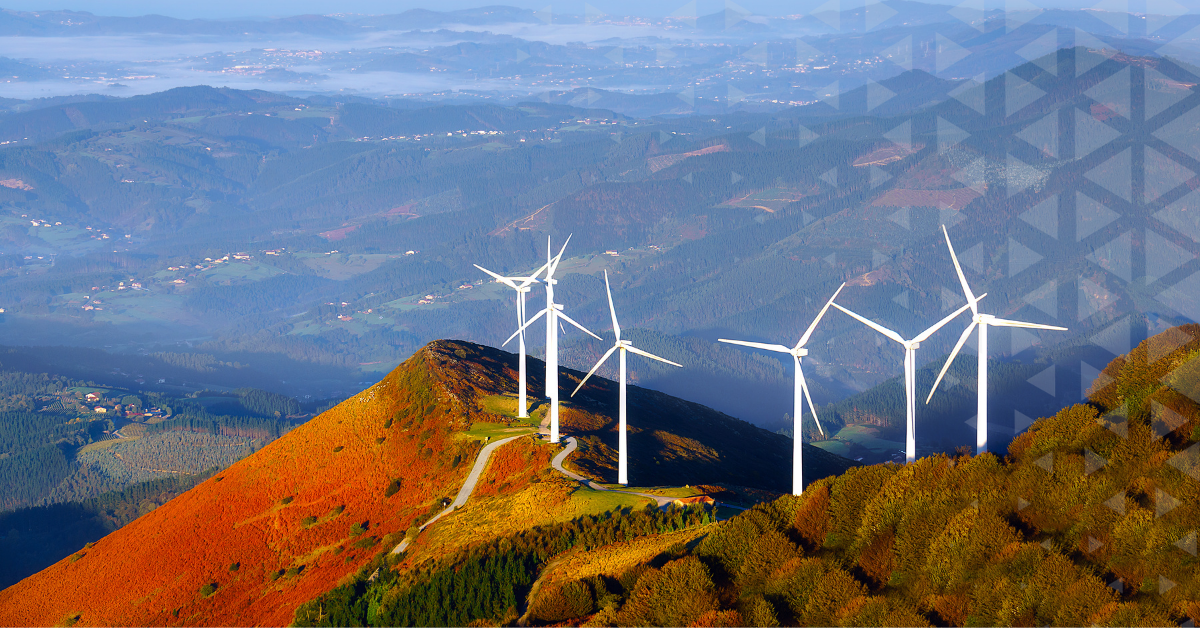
[988,318,1068,331]
[831,303,905,345]
[474,264,518,289]
[626,345,683,368]
[604,270,621,342]
[718,338,793,353]
[571,344,619,396]
[549,234,572,276]
[797,362,824,438]
[943,225,978,314]
[913,294,984,343]
[798,282,846,348]
[504,308,546,346]
[558,311,602,341]
[926,321,977,404]
[516,261,549,287]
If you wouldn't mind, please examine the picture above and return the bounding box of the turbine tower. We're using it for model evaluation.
[506,236,600,443]
[571,270,681,485]
[832,296,982,463]
[474,261,548,418]
[717,283,846,495]
[927,225,1067,454]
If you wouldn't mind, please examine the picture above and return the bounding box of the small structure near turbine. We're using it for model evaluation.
[718,283,845,495]
[506,236,600,443]
[832,295,981,464]
[927,225,1067,454]
[572,270,681,485]
[473,261,547,418]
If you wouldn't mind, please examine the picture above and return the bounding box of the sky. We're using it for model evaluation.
[0,0,1156,20]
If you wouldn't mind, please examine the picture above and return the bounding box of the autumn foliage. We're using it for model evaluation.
[0,341,515,626]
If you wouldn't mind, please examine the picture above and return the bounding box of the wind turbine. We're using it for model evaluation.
[832,295,982,463]
[505,235,600,443]
[717,283,846,496]
[473,261,548,418]
[571,270,681,485]
[927,225,1067,455]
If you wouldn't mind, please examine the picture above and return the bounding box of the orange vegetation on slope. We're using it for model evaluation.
[0,341,526,627]
[471,433,555,500]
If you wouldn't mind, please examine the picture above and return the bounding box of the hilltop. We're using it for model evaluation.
[298,325,1200,627]
[0,340,853,625]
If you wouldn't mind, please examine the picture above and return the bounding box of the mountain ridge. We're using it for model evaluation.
[0,339,853,625]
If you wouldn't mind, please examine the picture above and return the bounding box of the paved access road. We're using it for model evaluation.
[391,434,523,555]
[551,437,673,508]
[392,416,679,556]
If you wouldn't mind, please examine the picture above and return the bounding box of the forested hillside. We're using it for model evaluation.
[294,325,1200,627]
[0,345,317,512]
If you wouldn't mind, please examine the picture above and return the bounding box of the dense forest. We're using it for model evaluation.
[0,353,310,511]
[294,503,714,626]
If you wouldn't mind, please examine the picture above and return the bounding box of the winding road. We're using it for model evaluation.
[391,416,682,556]
[391,434,524,555]
[551,437,673,507]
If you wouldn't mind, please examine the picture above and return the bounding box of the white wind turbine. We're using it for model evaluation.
[832,295,982,464]
[474,261,548,418]
[717,283,846,496]
[926,225,1067,455]
[571,270,681,485]
[505,235,600,443]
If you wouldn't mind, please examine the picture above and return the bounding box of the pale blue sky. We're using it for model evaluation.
[0,0,1156,20]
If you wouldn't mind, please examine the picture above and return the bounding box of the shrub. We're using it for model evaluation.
[615,557,719,627]
[280,496,294,505]
[301,515,318,527]
[529,579,596,622]
[376,436,385,444]
[333,445,344,453]
[797,565,866,626]
[925,507,1020,591]
[199,583,218,597]
[350,521,368,536]
[739,594,780,627]
[691,610,744,627]
[229,562,240,572]
[792,482,832,550]
[353,536,379,549]
[735,529,801,592]
[697,510,770,578]
[855,530,895,589]
[384,479,402,498]
[331,504,345,516]
[268,569,284,581]
[285,565,305,578]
